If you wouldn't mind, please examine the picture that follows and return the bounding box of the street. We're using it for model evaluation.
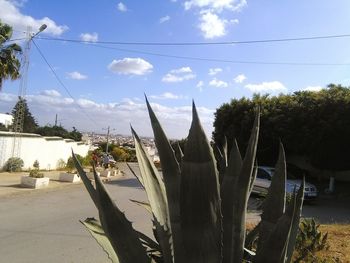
[0,163,349,262]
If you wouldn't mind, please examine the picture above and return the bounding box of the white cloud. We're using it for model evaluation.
[117,2,127,12]
[160,15,170,23]
[108,58,153,75]
[209,68,223,75]
[40,89,61,97]
[199,11,227,39]
[150,92,185,100]
[245,81,287,93]
[0,92,214,139]
[162,67,196,83]
[209,78,228,88]
[67,71,88,80]
[302,86,323,92]
[184,0,247,12]
[234,74,246,83]
[80,32,98,42]
[0,0,68,36]
[196,80,204,91]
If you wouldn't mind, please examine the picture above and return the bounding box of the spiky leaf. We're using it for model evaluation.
[130,199,152,214]
[231,108,260,263]
[81,218,119,263]
[146,97,184,262]
[255,188,299,263]
[131,127,173,262]
[286,178,305,263]
[93,170,150,263]
[258,142,287,247]
[221,139,242,263]
[180,102,222,263]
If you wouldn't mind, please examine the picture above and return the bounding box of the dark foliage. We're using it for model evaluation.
[213,84,350,171]
[11,97,38,133]
[36,125,82,141]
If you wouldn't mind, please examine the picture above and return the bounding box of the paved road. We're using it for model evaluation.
[0,163,152,263]
[0,163,348,262]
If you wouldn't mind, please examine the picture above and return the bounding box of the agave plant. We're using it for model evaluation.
[72,97,305,263]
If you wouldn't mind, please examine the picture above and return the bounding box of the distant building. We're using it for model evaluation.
[0,113,13,128]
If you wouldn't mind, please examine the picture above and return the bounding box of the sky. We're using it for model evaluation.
[0,0,350,139]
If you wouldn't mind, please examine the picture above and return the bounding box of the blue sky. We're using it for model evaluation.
[1,0,350,138]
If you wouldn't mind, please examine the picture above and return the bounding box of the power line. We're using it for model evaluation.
[37,33,350,46]
[68,41,350,66]
[31,39,99,125]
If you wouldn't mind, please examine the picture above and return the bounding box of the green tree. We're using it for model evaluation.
[111,147,130,161]
[68,126,82,141]
[36,125,69,137]
[36,125,82,141]
[11,97,38,133]
[0,123,9,131]
[213,84,350,171]
[0,20,22,90]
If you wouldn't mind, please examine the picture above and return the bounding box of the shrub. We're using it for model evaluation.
[293,218,329,262]
[29,169,44,178]
[66,154,83,172]
[3,157,24,172]
[33,160,39,169]
[56,159,66,170]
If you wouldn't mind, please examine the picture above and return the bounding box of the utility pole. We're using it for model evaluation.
[11,24,47,165]
[54,114,57,126]
[102,126,116,153]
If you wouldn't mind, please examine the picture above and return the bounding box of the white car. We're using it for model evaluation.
[252,166,318,200]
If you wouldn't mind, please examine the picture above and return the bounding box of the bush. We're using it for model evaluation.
[56,159,66,170]
[293,218,329,262]
[3,157,24,172]
[29,169,44,178]
[66,154,84,172]
[33,160,39,169]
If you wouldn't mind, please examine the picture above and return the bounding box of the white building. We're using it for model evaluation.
[0,131,91,170]
[0,113,13,128]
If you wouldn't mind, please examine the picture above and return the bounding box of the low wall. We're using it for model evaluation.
[0,131,90,170]
[287,155,350,182]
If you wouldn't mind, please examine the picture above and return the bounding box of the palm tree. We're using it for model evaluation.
[0,20,22,91]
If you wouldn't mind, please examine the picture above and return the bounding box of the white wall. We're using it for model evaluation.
[0,131,91,170]
[0,113,13,128]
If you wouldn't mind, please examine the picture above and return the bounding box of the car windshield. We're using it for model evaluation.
[267,168,298,180]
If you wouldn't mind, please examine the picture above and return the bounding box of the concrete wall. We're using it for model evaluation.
[288,154,350,182]
[0,113,13,128]
[0,131,90,170]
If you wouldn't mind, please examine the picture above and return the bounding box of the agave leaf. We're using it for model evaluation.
[145,97,184,262]
[126,162,144,187]
[285,178,305,263]
[245,222,260,250]
[131,126,169,228]
[221,139,242,263]
[231,108,260,263]
[72,151,98,207]
[153,219,173,263]
[180,101,222,263]
[81,218,119,263]
[93,170,150,263]
[249,161,258,195]
[173,141,184,164]
[255,189,298,263]
[131,126,174,262]
[258,142,287,248]
[130,199,152,214]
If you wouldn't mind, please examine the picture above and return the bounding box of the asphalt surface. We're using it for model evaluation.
[0,163,348,262]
